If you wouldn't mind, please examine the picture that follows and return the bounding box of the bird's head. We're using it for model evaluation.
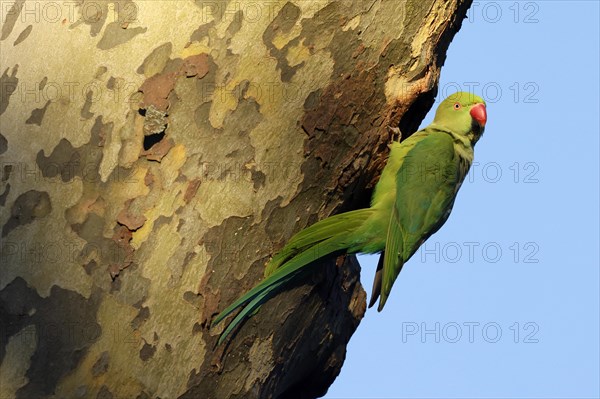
[433,91,487,145]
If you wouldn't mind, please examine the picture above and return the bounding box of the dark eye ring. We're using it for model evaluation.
[454,103,461,110]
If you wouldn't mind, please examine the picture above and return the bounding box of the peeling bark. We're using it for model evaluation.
[0,1,472,398]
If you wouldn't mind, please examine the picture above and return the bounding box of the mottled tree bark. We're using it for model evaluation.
[0,1,471,398]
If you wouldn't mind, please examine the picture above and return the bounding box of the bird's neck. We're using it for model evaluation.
[426,123,474,163]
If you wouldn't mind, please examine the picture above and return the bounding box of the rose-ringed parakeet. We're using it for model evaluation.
[212,91,487,344]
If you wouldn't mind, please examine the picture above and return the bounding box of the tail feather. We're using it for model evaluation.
[212,210,372,343]
[216,273,297,345]
[211,266,297,330]
[265,209,373,276]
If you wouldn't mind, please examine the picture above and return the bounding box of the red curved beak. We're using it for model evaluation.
[470,103,487,127]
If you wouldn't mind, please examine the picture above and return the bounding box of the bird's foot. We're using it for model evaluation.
[387,125,402,142]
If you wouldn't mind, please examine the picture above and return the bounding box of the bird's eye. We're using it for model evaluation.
[453,103,461,110]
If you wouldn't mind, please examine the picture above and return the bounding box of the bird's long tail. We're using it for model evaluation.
[212,208,374,344]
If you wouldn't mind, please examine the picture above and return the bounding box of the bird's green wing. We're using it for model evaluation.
[377,131,460,310]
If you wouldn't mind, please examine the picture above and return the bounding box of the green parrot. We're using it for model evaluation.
[212,91,487,344]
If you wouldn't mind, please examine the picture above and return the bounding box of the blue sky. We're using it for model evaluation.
[325,2,600,398]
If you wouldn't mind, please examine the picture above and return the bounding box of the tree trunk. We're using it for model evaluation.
[0,1,472,398]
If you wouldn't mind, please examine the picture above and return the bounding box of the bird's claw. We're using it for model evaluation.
[387,126,402,142]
